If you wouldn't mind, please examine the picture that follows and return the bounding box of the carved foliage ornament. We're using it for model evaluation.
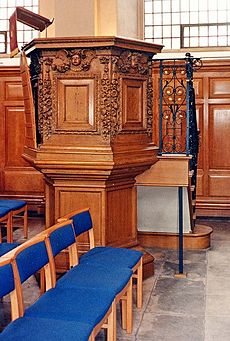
[147,60,153,136]
[51,49,96,73]
[38,57,54,140]
[117,51,149,75]
[100,52,153,139]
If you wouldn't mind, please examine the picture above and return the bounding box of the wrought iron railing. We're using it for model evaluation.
[156,54,202,275]
[158,53,201,158]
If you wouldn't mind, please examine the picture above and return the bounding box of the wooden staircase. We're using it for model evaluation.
[136,154,213,250]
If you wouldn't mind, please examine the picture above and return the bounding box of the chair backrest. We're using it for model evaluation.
[0,257,15,298]
[0,256,20,320]
[47,220,75,257]
[15,238,50,284]
[45,220,78,277]
[58,208,95,249]
[10,234,55,316]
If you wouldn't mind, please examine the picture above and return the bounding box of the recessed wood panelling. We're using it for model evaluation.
[4,170,44,192]
[122,78,146,130]
[0,67,44,210]
[209,173,230,197]
[209,106,230,169]
[57,78,95,130]
[194,61,230,215]
[196,105,204,169]
[5,107,27,167]
[106,187,135,245]
[196,169,204,196]
[210,78,230,98]
[193,78,203,98]
[5,82,23,100]
[58,188,102,246]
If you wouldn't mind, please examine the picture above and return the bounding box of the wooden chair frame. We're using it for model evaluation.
[8,234,54,319]
[0,211,12,243]
[0,236,102,341]
[59,207,143,309]
[0,256,20,321]
[9,204,28,243]
[43,220,117,341]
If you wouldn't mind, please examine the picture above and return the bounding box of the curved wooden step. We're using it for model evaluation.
[131,245,155,279]
[138,224,213,250]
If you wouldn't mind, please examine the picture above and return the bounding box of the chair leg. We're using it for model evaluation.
[39,268,46,294]
[121,299,127,330]
[107,301,116,341]
[126,281,133,334]
[7,213,13,243]
[23,205,28,239]
[88,333,95,341]
[136,258,143,309]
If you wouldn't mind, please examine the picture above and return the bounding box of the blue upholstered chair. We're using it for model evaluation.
[0,256,19,320]
[0,317,94,341]
[4,225,116,341]
[0,250,94,341]
[0,206,12,243]
[0,242,19,257]
[0,199,28,243]
[46,220,133,334]
[59,208,143,309]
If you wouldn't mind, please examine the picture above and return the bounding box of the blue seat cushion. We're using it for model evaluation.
[0,207,11,218]
[0,243,19,257]
[0,317,93,341]
[80,246,143,269]
[0,199,26,210]
[25,287,114,327]
[57,263,132,295]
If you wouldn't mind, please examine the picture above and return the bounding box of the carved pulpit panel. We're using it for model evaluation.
[57,78,95,131]
[122,78,146,130]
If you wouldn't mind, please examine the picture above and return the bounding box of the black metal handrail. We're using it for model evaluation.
[158,53,201,159]
[156,53,202,276]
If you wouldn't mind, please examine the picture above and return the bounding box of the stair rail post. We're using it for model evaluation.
[175,186,186,278]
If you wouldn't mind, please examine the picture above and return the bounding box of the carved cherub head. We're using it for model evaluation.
[130,53,140,69]
[71,53,81,66]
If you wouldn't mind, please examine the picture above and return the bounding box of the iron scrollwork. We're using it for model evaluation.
[159,53,202,155]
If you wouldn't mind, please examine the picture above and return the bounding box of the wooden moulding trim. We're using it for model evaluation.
[196,201,230,217]
[138,225,213,250]
[23,36,163,55]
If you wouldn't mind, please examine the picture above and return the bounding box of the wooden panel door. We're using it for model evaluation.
[0,66,44,210]
[194,61,230,216]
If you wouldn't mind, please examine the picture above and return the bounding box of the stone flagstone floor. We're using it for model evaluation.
[1,216,230,340]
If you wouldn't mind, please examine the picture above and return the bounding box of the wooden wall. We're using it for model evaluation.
[0,66,44,211]
[153,59,230,217]
[1,60,230,217]
[194,60,230,216]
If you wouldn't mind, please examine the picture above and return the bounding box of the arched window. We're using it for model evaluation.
[0,0,38,54]
[144,0,230,50]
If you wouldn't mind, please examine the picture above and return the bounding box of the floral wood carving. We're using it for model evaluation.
[38,57,54,140]
[117,51,149,75]
[147,60,153,136]
[51,49,96,73]
[99,56,121,140]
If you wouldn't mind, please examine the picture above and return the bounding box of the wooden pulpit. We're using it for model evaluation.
[22,36,162,256]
